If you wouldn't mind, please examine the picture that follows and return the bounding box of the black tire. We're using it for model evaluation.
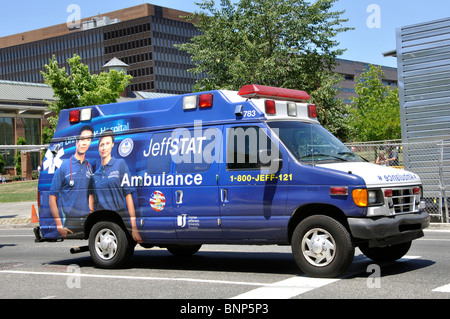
[89,221,134,269]
[291,215,354,278]
[166,244,202,257]
[359,241,412,263]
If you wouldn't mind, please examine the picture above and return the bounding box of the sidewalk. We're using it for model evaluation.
[0,201,37,228]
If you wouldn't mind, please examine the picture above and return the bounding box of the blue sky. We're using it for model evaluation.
[1,0,450,67]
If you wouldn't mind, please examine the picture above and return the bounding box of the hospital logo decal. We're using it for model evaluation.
[43,147,64,174]
[118,138,134,157]
[177,214,200,229]
[150,191,165,212]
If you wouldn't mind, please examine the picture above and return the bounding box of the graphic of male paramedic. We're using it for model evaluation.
[49,126,94,238]
[89,129,142,243]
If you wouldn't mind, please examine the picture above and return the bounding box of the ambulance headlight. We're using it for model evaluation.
[352,189,383,207]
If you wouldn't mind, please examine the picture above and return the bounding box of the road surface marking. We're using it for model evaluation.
[231,255,421,299]
[0,269,268,287]
[433,283,450,293]
[231,276,339,299]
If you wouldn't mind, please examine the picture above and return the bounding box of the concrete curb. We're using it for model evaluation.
[0,218,34,228]
[427,222,450,230]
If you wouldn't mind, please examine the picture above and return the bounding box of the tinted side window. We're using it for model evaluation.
[226,126,279,170]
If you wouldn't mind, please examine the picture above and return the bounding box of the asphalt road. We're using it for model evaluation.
[0,227,449,302]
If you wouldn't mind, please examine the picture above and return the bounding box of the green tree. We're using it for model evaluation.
[41,54,132,138]
[177,0,352,139]
[0,154,5,174]
[309,72,352,141]
[348,65,401,141]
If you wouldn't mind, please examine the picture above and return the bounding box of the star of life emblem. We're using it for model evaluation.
[43,147,65,174]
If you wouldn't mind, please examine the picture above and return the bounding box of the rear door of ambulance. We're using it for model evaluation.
[138,130,178,240]
[172,125,224,239]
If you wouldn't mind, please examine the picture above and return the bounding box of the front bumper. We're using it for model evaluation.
[348,211,430,247]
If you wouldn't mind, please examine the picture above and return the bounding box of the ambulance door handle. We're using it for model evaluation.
[220,188,228,203]
[175,190,183,204]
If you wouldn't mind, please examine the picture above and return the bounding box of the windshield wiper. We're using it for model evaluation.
[337,152,356,156]
[300,153,348,162]
[338,151,368,162]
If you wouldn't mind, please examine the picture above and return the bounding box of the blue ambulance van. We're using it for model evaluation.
[35,84,430,277]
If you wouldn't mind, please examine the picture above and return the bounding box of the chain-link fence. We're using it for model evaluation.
[346,140,450,223]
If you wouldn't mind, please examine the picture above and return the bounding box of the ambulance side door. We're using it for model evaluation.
[218,124,289,241]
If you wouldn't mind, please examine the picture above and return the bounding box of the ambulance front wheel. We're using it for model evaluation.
[291,215,354,278]
[89,221,134,269]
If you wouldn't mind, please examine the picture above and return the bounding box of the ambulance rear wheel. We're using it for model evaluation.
[89,221,134,268]
[292,215,354,278]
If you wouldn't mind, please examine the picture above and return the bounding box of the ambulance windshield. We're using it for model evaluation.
[267,121,362,164]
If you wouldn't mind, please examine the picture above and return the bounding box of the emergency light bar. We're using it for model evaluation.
[238,84,310,102]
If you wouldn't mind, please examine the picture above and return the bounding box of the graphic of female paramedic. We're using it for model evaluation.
[88,129,142,243]
[49,125,94,238]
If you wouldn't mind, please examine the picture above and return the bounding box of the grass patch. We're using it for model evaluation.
[0,180,38,203]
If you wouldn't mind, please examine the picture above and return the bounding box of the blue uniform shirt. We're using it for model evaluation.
[89,157,134,212]
[49,156,92,218]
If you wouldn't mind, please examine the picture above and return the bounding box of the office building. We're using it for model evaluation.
[334,58,398,104]
[0,4,201,94]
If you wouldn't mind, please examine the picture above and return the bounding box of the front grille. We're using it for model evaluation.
[391,187,417,214]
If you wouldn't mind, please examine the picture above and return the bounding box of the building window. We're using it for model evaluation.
[340,74,355,81]
[0,117,15,167]
[23,118,41,170]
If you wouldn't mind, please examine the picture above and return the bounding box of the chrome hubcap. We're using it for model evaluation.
[95,229,118,260]
[301,228,336,267]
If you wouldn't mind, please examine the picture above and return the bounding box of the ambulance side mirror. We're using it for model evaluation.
[258,149,283,173]
[267,158,283,174]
